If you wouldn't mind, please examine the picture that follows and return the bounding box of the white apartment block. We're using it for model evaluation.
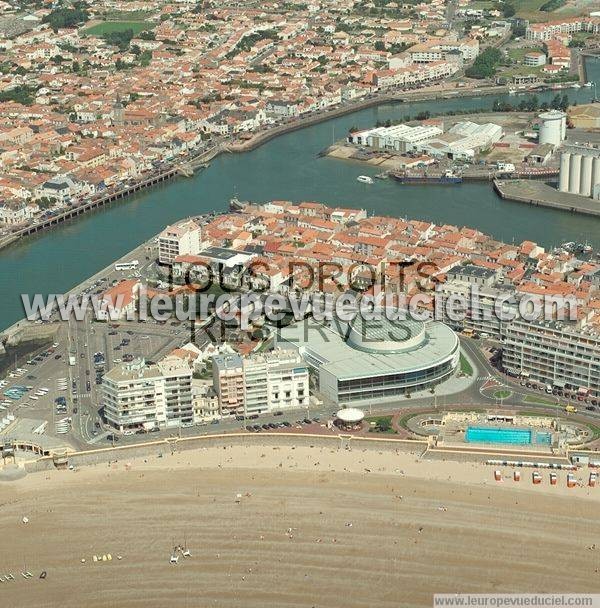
[103,359,167,432]
[213,350,310,417]
[158,219,201,265]
[244,350,310,415]
[243,356,269,415]
[264,351,309,412]
[502,319,600,397]
[102,357,193,432]
[157,356,194,426]
[526,18,600,41]
[410,40,479,63]
[523,52,546,67]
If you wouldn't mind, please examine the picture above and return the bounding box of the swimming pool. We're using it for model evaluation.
[466,427,532,445]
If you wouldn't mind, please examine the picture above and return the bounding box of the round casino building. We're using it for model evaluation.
[277,315,460,405]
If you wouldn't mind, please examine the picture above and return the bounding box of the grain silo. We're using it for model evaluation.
[538,110,566,147]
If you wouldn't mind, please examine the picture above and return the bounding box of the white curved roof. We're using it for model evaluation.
[336,408,365,423]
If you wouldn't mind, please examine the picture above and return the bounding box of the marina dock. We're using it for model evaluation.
[494,179,600,217]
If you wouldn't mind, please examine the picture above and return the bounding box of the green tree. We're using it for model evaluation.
[103,29,135,51]
[465,47,503,79]
[375,418,392,432]
[139,50,152,66]
[42,7,89,31]
[138,30,156,40]
[0,85,37,105]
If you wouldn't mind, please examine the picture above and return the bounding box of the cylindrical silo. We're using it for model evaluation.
[569,153,582,194]
[560,115,567,140]
[559,152,570,192]
[580,154,593,197]
[538,110,565,147]
[593,157,600,192]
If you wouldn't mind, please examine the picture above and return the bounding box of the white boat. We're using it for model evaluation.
[508,88,516,95]
[357,175,374,184]
[584,82,593,88]
[572,83,581,89]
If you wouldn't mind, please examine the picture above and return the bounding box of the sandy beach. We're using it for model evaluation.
[1,444,599,607]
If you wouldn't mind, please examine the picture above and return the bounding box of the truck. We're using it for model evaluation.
[68,354,76,366]
[497,162,515,173]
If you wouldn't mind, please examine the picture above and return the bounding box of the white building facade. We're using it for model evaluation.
[158,219,202,265]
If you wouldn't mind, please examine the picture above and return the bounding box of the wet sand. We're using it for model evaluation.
[1,445,599,607]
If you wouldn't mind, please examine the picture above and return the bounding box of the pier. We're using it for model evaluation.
[494,179,600,217]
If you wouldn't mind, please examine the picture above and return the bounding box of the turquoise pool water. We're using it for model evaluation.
[466,427,532,445]
[535,432,552,445]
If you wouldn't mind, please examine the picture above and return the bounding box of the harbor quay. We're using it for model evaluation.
[494,179,600,217]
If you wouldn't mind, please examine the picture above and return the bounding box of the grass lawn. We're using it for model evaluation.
[523,395,559,407]
[493,390,511,399]
[519,411,555,417]
[506,47,542,62]
[102,10,153,21]
[366,415,397,434]
[459,353,473,376]
[515,0,554,20]
[516,0,587,20]
[84,21,152,36]
[498,65,544,79]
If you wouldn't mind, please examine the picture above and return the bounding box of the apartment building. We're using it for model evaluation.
[243,356,269,415]
[264,351,309,412]
[213,350,310,417]
[158,219,201,265]
[213,354,245,417]
[503,319,600,397]
[102,356,193,431]
[526,17,600,41]
[102,358,167,432]
[437,280,517,339]
[157,356,194,426]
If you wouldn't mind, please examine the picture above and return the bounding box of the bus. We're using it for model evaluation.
[114,260,139,271]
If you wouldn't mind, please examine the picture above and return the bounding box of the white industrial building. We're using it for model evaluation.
[538,110,566,147]
[348,121,503,160]
[558,144,600,199]
[348,124,443,153]
[421,121,504,160]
